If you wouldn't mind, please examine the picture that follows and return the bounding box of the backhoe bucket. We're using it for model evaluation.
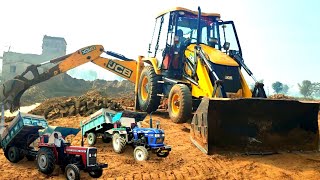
[190,97,319,154]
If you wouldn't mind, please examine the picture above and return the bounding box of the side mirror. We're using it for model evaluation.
[223,42,230,51]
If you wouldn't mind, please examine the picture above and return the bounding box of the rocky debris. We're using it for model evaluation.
[29,90,123,120]
[268,94,295,100]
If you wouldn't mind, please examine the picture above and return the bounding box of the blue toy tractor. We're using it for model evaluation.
[109,113,171,161]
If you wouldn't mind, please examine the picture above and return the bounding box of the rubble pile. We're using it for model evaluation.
[29,90,123,120]
[268,94,295,100]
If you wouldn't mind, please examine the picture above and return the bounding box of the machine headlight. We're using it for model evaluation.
[162,134,165,137]
[94,153,97,157]
[89,154,92,157]
[155,134,160,137]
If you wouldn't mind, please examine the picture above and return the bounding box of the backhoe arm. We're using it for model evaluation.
[0,45,137,112]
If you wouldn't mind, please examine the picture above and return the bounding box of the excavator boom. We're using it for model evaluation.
[0,45,137,112]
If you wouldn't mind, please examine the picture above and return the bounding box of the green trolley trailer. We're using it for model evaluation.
[0,112,48,163]
[81,108,147,146]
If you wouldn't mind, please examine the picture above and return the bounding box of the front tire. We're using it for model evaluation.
[6,146,21,163]
[156,151,170,158]
[138,66,161,113]
[87,132,96,146]
[168,84,192,123]
[36,147,56,175]
[112,133,126,153]
[88,168,103,178]
[133,146,149,161]
[65,164,80,180]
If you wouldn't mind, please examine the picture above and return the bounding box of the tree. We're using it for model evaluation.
[312,82,320,97]
[298,80,313,97]
[272,81,283,94]
[282,84,289,94]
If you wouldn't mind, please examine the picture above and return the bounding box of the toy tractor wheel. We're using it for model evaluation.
[87,132,96,146]
[37,147,56,175]
[168,84,192,123]
[88,168,103,178]
[156,151,170,158]
[112,133,126,153]
[138,66,161,113]
[65,164,80,180]
[6,146,21,163]
[133,146,149,161]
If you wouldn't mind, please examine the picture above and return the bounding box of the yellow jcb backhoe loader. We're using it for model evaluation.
[0,7,319,155]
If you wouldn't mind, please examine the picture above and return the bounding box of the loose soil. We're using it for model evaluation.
[0,110,319,180]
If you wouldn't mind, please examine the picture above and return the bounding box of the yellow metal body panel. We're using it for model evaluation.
[141,57,161,75]
[186,44,239,66]
[157,7,220,18]
[183,44,252,99]
[239,70,252,97]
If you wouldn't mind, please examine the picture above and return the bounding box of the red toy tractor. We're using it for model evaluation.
[36,131,107,180]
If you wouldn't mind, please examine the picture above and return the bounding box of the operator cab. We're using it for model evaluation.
[148,7,242,79]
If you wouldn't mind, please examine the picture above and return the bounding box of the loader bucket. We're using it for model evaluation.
[190,97,319,154]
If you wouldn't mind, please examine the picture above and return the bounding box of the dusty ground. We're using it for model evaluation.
[0,110,319,180]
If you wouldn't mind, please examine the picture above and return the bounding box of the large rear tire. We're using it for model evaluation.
[65,164,80,180]
[36,147,56,175]
[112,133,126,153]
[138,66,161,113]
[168,84,192,123]
[6,146,21,163]
[87,132,96,146]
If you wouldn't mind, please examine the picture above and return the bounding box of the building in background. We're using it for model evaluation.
[1,35,66,82]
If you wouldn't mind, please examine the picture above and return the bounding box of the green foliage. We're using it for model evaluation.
[298,80,313,97]
[282,84,289,94]
[272,81,283,94]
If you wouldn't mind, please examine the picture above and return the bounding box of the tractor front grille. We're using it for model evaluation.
[88,148,97,166]
[156,138,164,144]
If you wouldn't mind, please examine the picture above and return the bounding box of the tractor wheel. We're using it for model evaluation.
[156,151,170,158]
[37,147,56,175]
[26,154,36,161]
[133,146,149,161]
[6,146,21,163]
[112,133,126,153]
[87,132,96,146]
[19,149,25,160]
[138,66,161,113]
[88,168,103,178]
[65,164,80,180]
[168,84,192,123]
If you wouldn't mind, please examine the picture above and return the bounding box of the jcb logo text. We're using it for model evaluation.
[106,60,132,78]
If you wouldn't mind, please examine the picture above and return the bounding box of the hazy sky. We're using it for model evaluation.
[0,0,319,95]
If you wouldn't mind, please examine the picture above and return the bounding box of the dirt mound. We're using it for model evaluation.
[268,94,295,99]
[20,73,134,106]
[1,111,320,179]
